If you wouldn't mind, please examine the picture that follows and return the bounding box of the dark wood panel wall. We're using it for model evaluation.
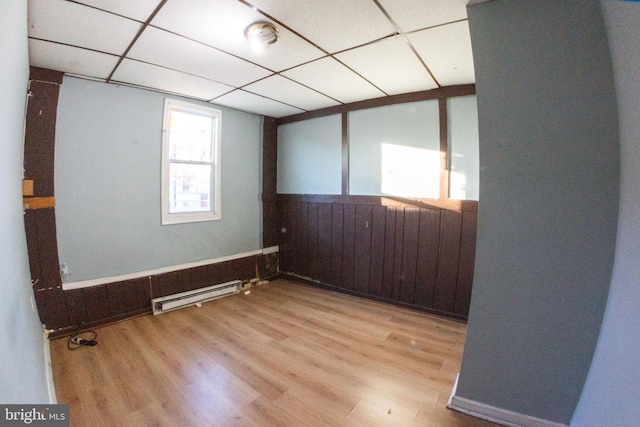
[24,68,277,338]
[269,85,479,320]
[262,116,278,248]
[277,196,477,319]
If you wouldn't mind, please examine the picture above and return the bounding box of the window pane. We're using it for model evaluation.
[169,163,211,213]
[168,110,213,161]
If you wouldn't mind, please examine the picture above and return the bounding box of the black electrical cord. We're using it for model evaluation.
[67,323,98,350]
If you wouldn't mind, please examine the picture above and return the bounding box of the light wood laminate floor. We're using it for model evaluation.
[51,279,499,426]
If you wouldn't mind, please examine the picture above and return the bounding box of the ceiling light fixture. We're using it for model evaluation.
[244,21,279,53]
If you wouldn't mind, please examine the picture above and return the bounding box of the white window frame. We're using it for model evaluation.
[161,98,222,225]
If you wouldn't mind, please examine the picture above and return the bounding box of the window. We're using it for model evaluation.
[161,99,221,225]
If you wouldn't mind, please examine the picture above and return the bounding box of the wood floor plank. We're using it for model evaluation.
[50,279,499,427]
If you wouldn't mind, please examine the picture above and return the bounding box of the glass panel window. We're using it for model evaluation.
[161,99,221,225]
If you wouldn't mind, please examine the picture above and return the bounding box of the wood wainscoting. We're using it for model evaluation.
[40,254,276,338]
[277,194,478,320]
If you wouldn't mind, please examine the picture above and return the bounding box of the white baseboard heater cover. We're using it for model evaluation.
[152,280,242,315]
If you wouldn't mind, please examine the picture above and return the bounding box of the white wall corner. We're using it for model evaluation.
[43,329,57,404]
[447,373,568,427]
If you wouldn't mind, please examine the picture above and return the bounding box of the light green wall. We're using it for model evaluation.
[55,77,262,281]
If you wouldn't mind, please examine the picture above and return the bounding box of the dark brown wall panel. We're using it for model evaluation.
[330,203,344,286]
[218,260,237,284]
[434,210,463,312]
[258,253,278,278]
[392,207,405,301]
[124,278,152,313]
[307,202,320,280]
[317,203,333,284]
[454,211,478,316]
[24,80,60,197]
[297,202,310,278]
[43,254,267,336]
[262,117,279,248]
[34,289,68,330]
[382,207,397,300]
[23,68,68,331]
[275,195,477,319]
[23,210,42,286]
[82,285,111,323]
[400,208,420,304]
[207,263,222,286]
[354,204,372,294]
[106,281,128,317]
[369,205,386,297]
[341,204,356,290]
[177,269,193,293]
[414,209,441,308]
[191,266,209,290]
[152,272,179,299]
[34,209,62,291]
[64,289,87,327]
[278,200,296,272]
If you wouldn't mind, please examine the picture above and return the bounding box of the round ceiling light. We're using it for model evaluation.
[244,22,279,52]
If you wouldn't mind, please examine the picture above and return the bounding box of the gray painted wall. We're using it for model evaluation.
[0,0,50,404]
[571,2,640,425]
[55,78,262,281]
[458,1,619,424]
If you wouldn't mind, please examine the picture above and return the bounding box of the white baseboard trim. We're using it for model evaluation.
[447,373,568,427]
[62,246,279,291]
[43,330,57,404]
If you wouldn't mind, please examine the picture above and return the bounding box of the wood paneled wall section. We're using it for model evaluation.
[48,255,273,338]
[24,67,66,331]
[23,68,277,338]
[277,195,477,319]
[262,116,278,248]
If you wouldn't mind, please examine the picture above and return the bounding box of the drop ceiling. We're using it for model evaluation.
[28,0,475,118]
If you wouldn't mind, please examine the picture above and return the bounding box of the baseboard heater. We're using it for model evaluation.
[151,280,242,315]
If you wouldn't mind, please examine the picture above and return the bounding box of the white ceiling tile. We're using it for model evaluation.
[214,90,304,118]
[70,0,162,22]
[246,0,396,53]
[28,0,141,55]
[28,39,119,80]
[111,59,234,100]
[128,27,272,88]
[335,37,438,96]
[243,75,340,111]
[407,21,475,86]
[282,57,385,104]
[377,0,468,32]
[151,0,325,72]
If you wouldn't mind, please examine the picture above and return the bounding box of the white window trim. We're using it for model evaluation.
[161,98,222,225]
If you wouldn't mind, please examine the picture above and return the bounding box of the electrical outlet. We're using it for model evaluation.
[60,263,71,283]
